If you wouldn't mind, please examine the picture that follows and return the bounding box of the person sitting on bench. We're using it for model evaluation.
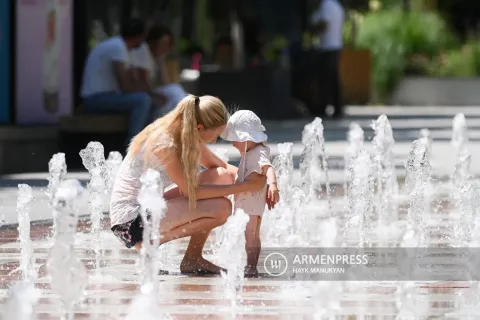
[130,24,187,120]
[80,18,165,143]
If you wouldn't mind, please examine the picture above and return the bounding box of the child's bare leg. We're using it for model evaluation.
[245,216,262,277]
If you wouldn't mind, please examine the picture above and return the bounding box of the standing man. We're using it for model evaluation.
[311,0,345,118]
[80,18,159,144]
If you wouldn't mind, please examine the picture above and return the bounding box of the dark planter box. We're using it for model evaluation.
[195,66,298,120]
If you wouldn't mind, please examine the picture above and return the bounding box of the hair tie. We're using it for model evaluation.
[193,96,202,124]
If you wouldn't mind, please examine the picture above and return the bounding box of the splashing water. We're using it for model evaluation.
[272,142,294,194]
[450,114,474,243]
[17,184,36,283]
[300,118,331,211]
[419,128,432,149]
[395,227,423,319]
[419,128,435,220]
[3,282,40,320]
[125,292,173,320]
[46,153,67,239]
[46,153,67,201]
[104,151,123,211]
[217,209,250,314]
[46,179,88,320]
[137,168,167,289]
[80,142,107,272]
[372,114,398,226]
[126,169,171,319]
[451,114,471,191]
[211,148,231,255]
[452,113,469,153]
[345,150,374,247]
[344,123,364,200]
[404,138,431,245]
[105,151,123,195]
[265,142,305,245]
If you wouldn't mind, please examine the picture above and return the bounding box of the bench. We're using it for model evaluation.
[59,114,128,133]
[58,109,129,169]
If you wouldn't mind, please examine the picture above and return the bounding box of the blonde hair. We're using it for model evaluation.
[128,95,229,210]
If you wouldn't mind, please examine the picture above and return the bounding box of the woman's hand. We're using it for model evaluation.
[242,173,267,192]
[266,183,280,210]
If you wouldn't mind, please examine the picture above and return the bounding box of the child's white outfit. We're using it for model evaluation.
[235,145,271,216]
[220,110,272,216]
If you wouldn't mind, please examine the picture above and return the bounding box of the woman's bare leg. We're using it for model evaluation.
[135,166,235,274]
[178,167,234,273]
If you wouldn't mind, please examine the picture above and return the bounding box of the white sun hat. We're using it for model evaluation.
[220,110,268,143]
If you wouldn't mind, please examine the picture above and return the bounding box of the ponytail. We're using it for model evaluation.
[180,95,201,211]
[131,94,228,213]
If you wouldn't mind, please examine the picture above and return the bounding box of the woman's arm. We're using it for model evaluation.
[199,143,238,179]
[157,147,264,200]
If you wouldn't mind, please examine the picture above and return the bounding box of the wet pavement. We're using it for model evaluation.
[1,194,479,319]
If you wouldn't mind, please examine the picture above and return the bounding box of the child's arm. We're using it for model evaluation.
[266,166,277,186]
[265,166,280,210]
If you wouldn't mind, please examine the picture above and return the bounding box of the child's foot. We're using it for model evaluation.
[244,266,258,278]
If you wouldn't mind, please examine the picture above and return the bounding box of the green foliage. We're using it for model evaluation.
[426,38,480,77]
[356,9,456,101]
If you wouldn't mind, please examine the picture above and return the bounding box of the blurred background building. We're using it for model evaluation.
[2,0,480,172]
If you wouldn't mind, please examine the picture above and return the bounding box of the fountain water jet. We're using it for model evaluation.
[105,151,123,206]
[344,123,364,200]
[46,153,67,239]
[105,151,123,190]
[265,142,300,244]
[300,117,331,212]
[80,142,107,272]
[345,150,374,247]
[126,168,171,319]
[372,114,398,226]
[273,142,294,195]
[137,168,167,288]
[46,179,88,320]
[451,114,474,244]
[17,184,36,283]
[217,209,249,314]
[3,282,40,320]
[404,138,431,245]
[211,148,231,257]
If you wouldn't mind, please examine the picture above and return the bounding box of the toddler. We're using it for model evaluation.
[220,110,280,277]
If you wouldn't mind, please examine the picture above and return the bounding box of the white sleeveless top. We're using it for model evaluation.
[109,135,174,227]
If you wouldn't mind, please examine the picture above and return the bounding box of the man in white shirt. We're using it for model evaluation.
[311,0,345,118]
[80,18,156,143]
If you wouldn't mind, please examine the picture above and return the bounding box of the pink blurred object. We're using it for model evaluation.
[191,53,202,70]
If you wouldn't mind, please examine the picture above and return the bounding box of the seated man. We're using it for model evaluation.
[130,24,187,120]
[80,18,164,143]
